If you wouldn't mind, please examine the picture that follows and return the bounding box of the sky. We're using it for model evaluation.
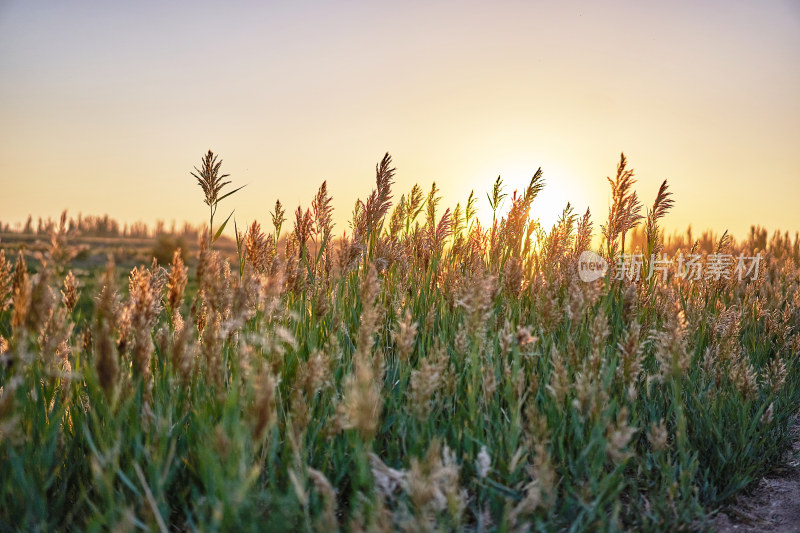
[1,0,798,241]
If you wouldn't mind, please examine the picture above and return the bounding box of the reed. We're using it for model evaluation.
[0,151,797,531]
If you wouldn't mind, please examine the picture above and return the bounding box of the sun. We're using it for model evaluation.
[467,158,581,233]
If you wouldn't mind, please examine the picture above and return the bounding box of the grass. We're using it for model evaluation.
[0,151,798,532]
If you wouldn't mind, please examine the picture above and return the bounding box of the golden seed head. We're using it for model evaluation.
[61,270,79,312]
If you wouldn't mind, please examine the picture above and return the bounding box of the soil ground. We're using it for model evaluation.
[712,418,800,532]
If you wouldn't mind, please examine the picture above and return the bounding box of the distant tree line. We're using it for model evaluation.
[0,213,202,241]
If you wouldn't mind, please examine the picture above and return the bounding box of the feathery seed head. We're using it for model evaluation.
[476,446,491,479]
[166,249,188,318]
[192,150,231,207]
[0,250,12,311]
[647,419,669,452]
[61,271,78,312]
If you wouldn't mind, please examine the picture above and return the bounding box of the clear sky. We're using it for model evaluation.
[1,0,798,239]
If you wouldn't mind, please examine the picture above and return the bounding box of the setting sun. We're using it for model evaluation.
[488,161,586,232]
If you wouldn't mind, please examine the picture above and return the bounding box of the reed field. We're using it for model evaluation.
[1,151,799,532]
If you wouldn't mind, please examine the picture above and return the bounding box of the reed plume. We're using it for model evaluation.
[191,150,244,245]
[126,262,166,391]
[602,153,643,261]
[243,221,275,274]
[193,150,230,209]
[643,180,674,280]
[95,260,119,396]
[355,152,395,244]
[166,248,188,327]
[270,199,286,241]
[60,271,79,312]
[0,250,12,312]
[311,180,334,241]
[404,183,425,236]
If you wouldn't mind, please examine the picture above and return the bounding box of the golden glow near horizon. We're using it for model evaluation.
[0,1,798,240]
